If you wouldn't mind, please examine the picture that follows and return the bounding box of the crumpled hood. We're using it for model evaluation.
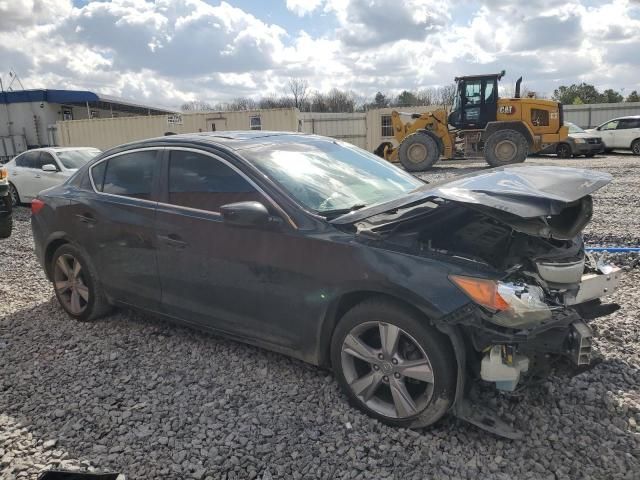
[331,165,612,225]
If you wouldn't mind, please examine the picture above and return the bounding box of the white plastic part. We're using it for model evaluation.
[480,346,530,392]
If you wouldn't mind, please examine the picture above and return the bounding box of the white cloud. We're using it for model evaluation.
[286,0,324,17]
[0,0,639,108]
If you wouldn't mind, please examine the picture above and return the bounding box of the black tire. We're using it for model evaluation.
[556,143,573,159]
[0,195,12,238]
[632,139,640,156]
[374,142,393,159]
[484,129,528,167]
[51,243,112,322]
[8,182,20,207]
[330,298,456,429]
[398,133,440,171]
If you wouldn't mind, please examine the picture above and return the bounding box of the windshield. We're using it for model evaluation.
[56,149,101,169]
[566,122,585,134]
[241,138,423,214]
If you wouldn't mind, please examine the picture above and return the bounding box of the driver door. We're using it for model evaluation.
[597,120,619,148]
[32,151,64,195]
[155,148,297,345]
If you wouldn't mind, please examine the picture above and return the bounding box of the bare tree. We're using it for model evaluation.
[181,100,213,111]
[288,78,309,111]
[435,84,457,110]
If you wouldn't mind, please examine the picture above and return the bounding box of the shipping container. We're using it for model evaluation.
[57,108,299,150]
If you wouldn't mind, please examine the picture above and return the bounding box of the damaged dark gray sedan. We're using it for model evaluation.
[31,132,621,437]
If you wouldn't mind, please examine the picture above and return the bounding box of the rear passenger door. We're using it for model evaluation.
[78,149,162,310]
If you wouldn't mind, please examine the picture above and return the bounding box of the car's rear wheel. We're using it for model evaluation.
[632,139,640,155]
[8,183,20,207]
[556,143,572,158]
[331,298,456,428]
[51,244,111,321]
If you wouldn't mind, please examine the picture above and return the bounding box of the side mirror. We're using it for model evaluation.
[220,201,279,228]
[42,164,58,172]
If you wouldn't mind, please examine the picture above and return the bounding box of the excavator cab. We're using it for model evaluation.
[448,71,504,129]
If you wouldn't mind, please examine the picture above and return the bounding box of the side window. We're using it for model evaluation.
[90,161,107,191]
[168,151,262,213]
[601,120,619,131]
[484,81,495,103]
[531,109,550,127]
[39,152,57,169]
[381,115,393,137]
[464,80,482,105]
[616,119,640,129]
[15,153,29,168]
[16,151,39,168]
[101,151,158,200]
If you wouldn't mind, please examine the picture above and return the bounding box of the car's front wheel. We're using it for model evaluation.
[331,298,456,429]
[556,143,572,158]
[51,243,111,321]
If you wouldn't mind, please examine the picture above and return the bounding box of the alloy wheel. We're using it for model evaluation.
[53,254,90,315]
[633,141,640,155]
[9,184,19,207]
[340,321,435,419]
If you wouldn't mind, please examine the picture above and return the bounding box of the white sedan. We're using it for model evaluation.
[6,147,101,206]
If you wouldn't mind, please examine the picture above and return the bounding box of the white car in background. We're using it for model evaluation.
[6,147,101,206]
[586,116,640,155]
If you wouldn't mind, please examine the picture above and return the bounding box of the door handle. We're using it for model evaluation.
[157,234,187,248]
[76,213,96,224]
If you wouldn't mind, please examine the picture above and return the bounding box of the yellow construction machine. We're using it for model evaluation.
[374,71,569,170]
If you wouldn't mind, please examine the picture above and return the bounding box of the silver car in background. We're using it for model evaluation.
[5,147,101,206]
[540,122,604,158]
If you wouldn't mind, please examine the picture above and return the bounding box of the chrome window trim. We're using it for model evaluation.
[88,147,162,207]
[89,146,297,228]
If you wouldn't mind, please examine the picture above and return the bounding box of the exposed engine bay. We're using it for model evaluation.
[353,195,622,395]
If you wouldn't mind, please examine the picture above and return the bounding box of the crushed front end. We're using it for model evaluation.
[450,251,622,393]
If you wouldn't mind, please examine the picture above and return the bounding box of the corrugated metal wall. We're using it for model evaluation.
[298,112,367,148]
[57,108,299,150]
[564,102,640,128]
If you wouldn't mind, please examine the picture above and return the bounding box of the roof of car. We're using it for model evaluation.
[126,131,322,151]
[18,147,101,154]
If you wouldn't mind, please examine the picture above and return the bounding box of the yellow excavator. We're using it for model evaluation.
[374,71,569,170]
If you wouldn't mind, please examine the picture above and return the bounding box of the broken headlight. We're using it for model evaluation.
[450,276,552,328]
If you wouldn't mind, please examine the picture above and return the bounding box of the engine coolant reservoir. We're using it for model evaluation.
[480,346,529,391]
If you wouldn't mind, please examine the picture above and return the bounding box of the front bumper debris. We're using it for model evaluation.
[564,267,623,305]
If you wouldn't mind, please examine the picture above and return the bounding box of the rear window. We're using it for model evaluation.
[92,150,158,200]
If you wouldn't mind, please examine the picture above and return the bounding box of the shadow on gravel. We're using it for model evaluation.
[2,298,639,479]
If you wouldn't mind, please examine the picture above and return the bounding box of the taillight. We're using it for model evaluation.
[31,198,45,215]
[0,167,7,180]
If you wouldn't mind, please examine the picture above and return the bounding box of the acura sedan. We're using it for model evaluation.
[6,147,101,206]
[31,132,621,436]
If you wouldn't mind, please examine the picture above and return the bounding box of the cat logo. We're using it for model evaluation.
[499,105,516,115]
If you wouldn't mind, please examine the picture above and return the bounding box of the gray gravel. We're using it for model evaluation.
[1,153,639,480]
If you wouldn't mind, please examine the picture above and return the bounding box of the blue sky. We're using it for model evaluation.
[1,0,639,107]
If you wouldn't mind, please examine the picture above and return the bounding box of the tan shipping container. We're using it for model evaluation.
[56,108,299,151]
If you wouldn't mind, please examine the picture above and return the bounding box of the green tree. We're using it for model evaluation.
[395,90,420,107]
[626,90,640,102]
[373,91,389,108]
[601,89,623,103]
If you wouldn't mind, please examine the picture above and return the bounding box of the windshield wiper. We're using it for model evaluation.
[318,204,366,218]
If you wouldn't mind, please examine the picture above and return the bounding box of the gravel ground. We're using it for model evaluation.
[1,153,639,480]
